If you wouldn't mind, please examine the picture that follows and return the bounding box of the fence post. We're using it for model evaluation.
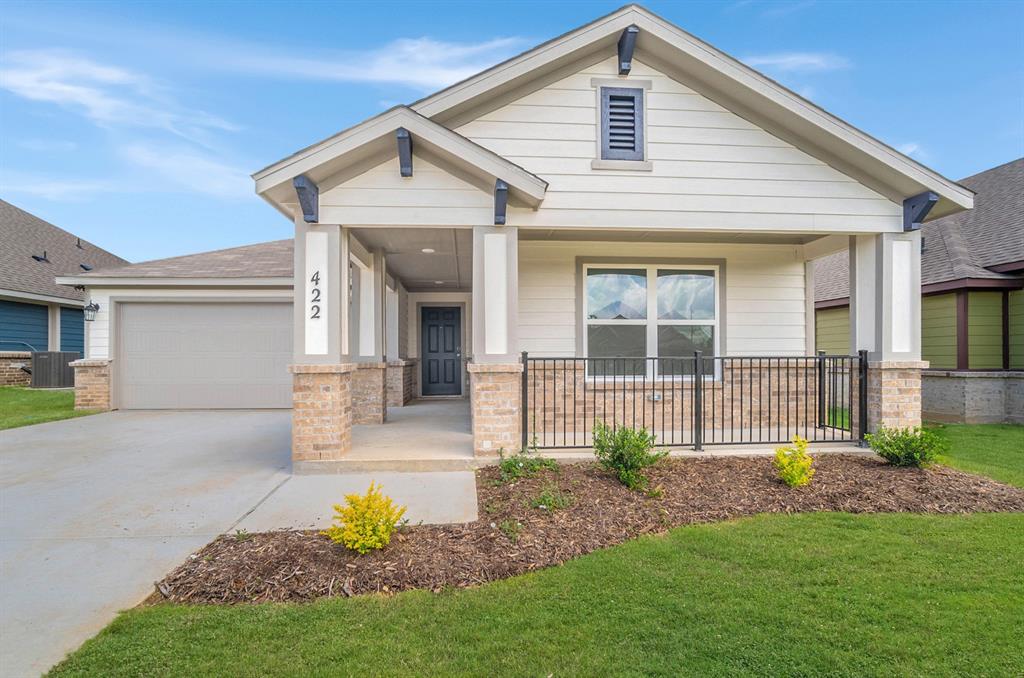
[858,349,868,447]
[693,350,703,451]
[816,349,826,429]
[521,351,529,451]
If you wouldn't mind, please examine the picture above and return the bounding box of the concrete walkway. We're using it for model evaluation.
[0,410,477,677]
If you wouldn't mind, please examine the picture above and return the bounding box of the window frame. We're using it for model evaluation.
[582,262,721,379]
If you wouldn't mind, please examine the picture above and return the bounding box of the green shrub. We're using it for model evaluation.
[321,482,407,554]
[866,426,947,467]
[530,483,573,511]
[773,436,815,487]
[498,519,522,542]
[498,448,558,483]
[592,421,666,491]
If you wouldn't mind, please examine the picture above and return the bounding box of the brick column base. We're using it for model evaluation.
[70,359,112,410]
[386,359,416,407]
[867,360,927,432]
[351,363,387,424]
[290,363,355,463]
[468,362,522,457]
[0,352,32,387]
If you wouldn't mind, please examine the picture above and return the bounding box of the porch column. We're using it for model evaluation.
[352,249,388,424]
[849,231,926,432]
[469,226,521,455]
[290,218,356,466]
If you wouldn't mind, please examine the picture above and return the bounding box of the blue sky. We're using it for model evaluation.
[1,0,1022,263]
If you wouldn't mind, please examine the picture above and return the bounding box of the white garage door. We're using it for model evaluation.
[118,302,292,409]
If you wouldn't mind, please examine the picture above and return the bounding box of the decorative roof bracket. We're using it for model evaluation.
[903,191,939,231]
[494,179,509,225]
[292,174,319,223]
[618,25,639,75]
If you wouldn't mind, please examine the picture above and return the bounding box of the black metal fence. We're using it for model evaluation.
[522,351,868,450]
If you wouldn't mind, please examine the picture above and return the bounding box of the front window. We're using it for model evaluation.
[585,264,719,377]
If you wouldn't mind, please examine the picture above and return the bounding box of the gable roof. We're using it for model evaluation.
[254,106,547,217]
[57,239,293,284]
[814,158,1024,303]
[255,4,972,221]
[0,199,127,304]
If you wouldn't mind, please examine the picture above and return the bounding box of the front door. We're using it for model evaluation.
[421,306,461,396]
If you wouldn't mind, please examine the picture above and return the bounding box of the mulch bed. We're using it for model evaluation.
[154,455,1024,604]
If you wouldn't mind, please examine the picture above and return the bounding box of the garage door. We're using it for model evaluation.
[118,302,292,409]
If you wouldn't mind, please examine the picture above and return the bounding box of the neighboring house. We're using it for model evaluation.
[59,5,977,468]
[814,159,1023,423]
[0,200,127,385]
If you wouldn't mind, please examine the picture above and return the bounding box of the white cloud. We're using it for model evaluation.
[744,52,851,73]
[0,173,115,201]
[119,144,251,199]
[0,50,237,143]
[17,138,79,153]
[896,142,928,160]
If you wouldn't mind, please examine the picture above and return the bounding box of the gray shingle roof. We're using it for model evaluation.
[815,158,1024,302]
[79,238,293,278]
[0,200,128,302]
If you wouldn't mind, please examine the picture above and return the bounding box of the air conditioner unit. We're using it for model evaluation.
[30,351,79,388]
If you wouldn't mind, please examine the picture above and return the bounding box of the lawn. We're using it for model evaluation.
[0,386,97,431]
[50,512,1024,677]
[931,423,1024,488]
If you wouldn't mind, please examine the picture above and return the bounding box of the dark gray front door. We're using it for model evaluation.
[421,306,461,396]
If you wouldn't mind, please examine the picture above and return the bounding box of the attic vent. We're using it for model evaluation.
[80,263,93,271]
[32,251,50,263]
[600,87,644,161]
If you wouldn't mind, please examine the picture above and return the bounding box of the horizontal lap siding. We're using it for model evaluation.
[0,299,48,352]
[922,293,957,369]
[458,56,900,232]
[815,307,850,355]
[59,306,84,356]
[968,291,1003,369]
[1010,290,1023,369]
[518,241,807,357]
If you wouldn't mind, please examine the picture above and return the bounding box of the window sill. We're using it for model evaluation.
[591,159,653,171]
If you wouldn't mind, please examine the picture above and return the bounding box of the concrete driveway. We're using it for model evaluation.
[0,411,292,677]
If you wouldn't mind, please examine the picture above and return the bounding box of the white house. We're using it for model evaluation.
[59,5,973,470]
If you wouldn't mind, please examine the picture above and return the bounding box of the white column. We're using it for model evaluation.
[356,250,386,361]
[293,217,350,364]
[472,225,518,363]
[849,231,922,361]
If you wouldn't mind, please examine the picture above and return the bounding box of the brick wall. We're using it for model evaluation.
[468,362,522,456]
[70,359,112,410]
[0,352,31,386]
[352,362,387,425]
[290,363,355,462]
[867,361,926,431]
[386,359,416,407]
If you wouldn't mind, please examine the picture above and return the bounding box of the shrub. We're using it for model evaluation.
[866,426,947,467]
[498,448,558,483]
[530,483,573,511]
[774,436,815,487]
[321,482,407,554]
[498,519,522,542]
[592,421,667,491]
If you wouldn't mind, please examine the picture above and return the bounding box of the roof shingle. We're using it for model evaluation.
[79,239,293,279]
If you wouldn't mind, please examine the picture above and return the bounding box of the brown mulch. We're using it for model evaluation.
[154,455,1024,604]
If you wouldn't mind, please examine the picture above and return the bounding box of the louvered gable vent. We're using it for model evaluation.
[600,87,644,161]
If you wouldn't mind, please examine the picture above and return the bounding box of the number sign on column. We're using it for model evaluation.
[305,231,328,355]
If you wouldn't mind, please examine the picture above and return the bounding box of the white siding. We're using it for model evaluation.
[457,57,901,233]
[83,287,292,360]
[518,240,808,357]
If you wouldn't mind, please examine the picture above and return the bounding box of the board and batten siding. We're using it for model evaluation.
[519,240,808,357]
[922,293,957,370]
[815,307,850,355]
[82,287,293,361]
[456,56,901,232]
[967,291,1003,369]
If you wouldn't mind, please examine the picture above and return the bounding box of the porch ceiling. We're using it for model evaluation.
[353,228,472,292]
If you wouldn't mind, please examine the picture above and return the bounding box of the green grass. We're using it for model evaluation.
[51,512,1024,677]
[931,423,1024,488]
[827,406,851,430]
[0,386,98,430]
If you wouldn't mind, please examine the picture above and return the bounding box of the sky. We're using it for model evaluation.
[1,0,1022,263]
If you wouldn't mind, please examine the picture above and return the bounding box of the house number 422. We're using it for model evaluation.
[309,270,322,319]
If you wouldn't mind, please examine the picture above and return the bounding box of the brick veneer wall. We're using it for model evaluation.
[290,363,355,462]
[352,362,387,425]
[70,359,112,410]
[468,362,522,456]
[0,352,31,386]
[386,359,416,407]
[867,361,926,431]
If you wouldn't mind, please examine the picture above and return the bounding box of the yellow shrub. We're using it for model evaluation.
[773,436,815,488]
[321,482,407,554]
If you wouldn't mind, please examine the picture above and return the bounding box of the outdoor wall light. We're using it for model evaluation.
[421,248,435,253]
[83,301,100,321]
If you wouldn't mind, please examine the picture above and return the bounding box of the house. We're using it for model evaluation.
[58,5,976,470]
[814,158,1023,423]
[0,200,127,386]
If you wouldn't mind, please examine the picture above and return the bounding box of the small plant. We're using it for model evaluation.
[498,519,522,542]
[497,447,558,483]
[233,528,253,542]
[774,436,815,487]
[530,482,573,511]
[321,482,407,554]
[592,420,667,491]
[866,426,947,467]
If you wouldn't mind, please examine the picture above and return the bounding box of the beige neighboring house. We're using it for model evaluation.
[59,5,976,470]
